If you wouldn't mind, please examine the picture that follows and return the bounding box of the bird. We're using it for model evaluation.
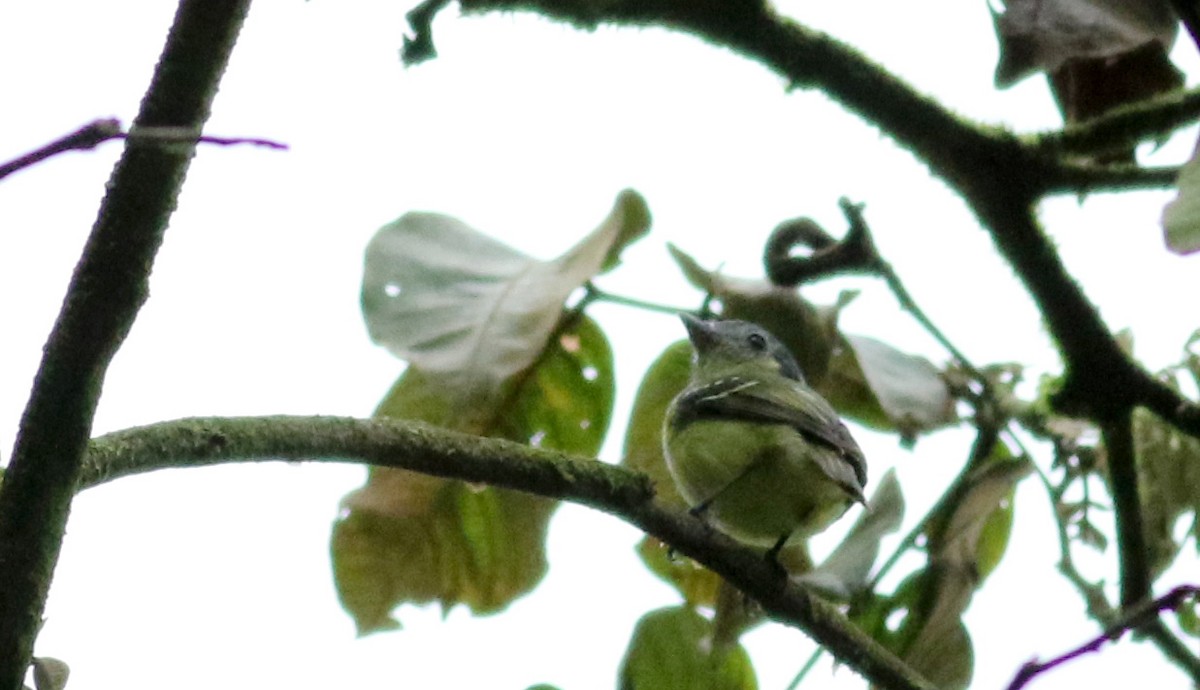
[662,314,867,562]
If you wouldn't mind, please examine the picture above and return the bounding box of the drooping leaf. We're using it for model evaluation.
[1162,147,1200,256]
[797,469,905,601]
[993,0,1181,159]
[332,316,614,633]
[992,0,1176,87]
[860,444,1030,690]
[667,243,851,388]
[1133,407,1200,580]
[823,334,956,439]
[361,190,648,400]
[619,607,757,690]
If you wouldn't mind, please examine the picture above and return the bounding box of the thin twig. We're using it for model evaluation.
[0,119,121,181]
[120,126,288,149]
[1032,84,1200,159]
[0,120,286,182]
[1043,162,1179,195]
[837,199,986,385]
[581,282,688,316]
[785,648,824,690]
[1005,585,1200,690]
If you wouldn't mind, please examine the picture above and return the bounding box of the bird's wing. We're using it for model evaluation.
[680,376,867,492]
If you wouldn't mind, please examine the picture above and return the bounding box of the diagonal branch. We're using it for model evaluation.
[83,415,936,690]
[0,1,252,688]
[1042,163,1179,195]
[1032,85,1200,159]
[0,119,121,180]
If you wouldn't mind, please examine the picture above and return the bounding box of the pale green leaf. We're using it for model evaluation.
[839,334,956,439]
[362,190,649,396]
[798,469,905,600]
[1163,148,1200,255]
[619,607,757,690]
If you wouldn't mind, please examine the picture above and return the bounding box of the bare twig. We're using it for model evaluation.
[0,119,121,181]
[121,126,288,150]
[1043,163,1179,195]
[580,282,688,316]
[0,119,286,182]
[1006,585,1200,690]
[764,198,986,386]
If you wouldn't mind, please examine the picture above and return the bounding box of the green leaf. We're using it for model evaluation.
[1133,407,1200,579]
[619,607,757,690]
[622,339,726,606]
[862,446,1029,690]
[824,334,956,439]
[797,469,905,600]
[1177,597,1200,637]
[666,243,851,388]
[361,189,649,401]
[1162,147,1200,255]
[622,340,692,509]
[332,316,614,633]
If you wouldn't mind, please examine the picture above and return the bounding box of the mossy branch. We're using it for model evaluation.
[83,415,936,690]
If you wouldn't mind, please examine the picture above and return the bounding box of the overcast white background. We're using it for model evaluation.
[2,1,1199,688]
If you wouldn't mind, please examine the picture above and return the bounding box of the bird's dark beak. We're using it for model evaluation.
[680,314,718,351]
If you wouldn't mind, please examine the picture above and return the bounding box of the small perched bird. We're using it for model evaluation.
[662,315,867,560]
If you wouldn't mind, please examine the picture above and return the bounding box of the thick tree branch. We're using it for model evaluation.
[83,415,936,690]
[0,2,251,688]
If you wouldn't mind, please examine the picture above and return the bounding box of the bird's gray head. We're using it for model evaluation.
[680,314,805,382]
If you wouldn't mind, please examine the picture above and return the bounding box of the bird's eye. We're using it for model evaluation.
[747,332,767,351]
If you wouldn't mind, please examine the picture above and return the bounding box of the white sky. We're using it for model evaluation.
[2,1,1199,689]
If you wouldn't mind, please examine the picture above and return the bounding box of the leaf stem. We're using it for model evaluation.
[582,282,689,316]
